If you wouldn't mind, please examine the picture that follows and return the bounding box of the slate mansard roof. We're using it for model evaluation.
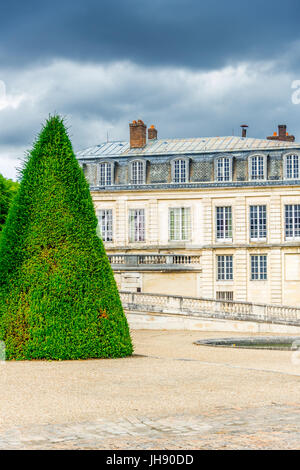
[77,135,300,159]
[76,134,300,190]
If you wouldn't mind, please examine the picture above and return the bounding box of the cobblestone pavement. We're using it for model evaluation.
[1,330,300,450]
[1,405,300,449]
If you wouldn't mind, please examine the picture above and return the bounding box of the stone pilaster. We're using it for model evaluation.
[269,195,282,244]
[202,197,213,245]
[201,249,214,298]
[234,197,246,244]
[115,197,127,246]
[270,248,282,304]
[234,249,247,301]
[148,198,158,244]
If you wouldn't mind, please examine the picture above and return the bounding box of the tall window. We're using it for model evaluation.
[169,208,191,241]
[250,205,267,240]
[285,154,299,179]
[216,207,232,241]
[173,159,188,183]
[217,255,233,281]
[217,157,231,182]
[131,160,145,184]
[99,162,112,186]
[129,209,145,242]
[250,155,265,180]
[251,255,267,280]
[285,204,300,239]
[98,209,113,242]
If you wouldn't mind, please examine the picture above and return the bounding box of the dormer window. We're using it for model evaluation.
[130,160,146,184]
[284,153,299,179]
[249,155,266,180]
[216,157,232,182]
[98,162,114,186]
[171,158,189,183]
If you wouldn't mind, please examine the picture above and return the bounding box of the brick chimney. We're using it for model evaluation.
[129,119,147,148]
[267,124,295,142]
[240,124,248,138]
[148,125,157,140]
[278,124,287,139]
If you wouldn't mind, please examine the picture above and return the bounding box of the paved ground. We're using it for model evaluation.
[0,330,300,449]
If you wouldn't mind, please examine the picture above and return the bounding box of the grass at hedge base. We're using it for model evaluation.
[0,116,133,360]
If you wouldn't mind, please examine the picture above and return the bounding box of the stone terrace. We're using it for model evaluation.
[0,330,300,450]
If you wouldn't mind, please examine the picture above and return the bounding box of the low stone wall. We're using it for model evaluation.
[120,291,300,327]
[125,311,300,334]
[121,291,300,333]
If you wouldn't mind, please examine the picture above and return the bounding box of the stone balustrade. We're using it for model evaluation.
[120,291,300,326]
[108,254,201,267]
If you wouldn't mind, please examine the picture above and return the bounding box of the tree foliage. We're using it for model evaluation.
[0,174,18,230]
[0,116,133,360]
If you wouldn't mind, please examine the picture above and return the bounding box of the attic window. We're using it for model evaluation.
[249,155,266,180]
[216,157,232,182]
[171,158,189,183]
[99,162,114,186]
[284,154,299,179]
[130,160,146,184]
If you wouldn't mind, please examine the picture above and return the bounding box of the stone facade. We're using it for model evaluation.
[77,124,300,306]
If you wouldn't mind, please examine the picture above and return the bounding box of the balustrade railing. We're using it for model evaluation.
[108,254,201,266]
[120,291,300,325]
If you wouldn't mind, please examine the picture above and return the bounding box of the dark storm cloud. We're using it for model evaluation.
[1,0,300,180]
[0,60,297,149]
[1,0,300,70]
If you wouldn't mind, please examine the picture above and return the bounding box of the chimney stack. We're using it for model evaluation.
[148,124,157,140]
[129,119,147,148]
[241,124,248,138]
[267,124,295,142]
[278,124,287,139]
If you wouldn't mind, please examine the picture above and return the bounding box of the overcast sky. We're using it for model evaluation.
[1,0,300,179]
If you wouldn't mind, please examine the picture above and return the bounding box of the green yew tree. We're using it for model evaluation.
[0,174,10,228]
[0,116,133,360]
[0,174,18,230]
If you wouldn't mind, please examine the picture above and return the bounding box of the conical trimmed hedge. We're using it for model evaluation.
[0,174,18,230]
[0,116,133,360]
[0,174,10,229]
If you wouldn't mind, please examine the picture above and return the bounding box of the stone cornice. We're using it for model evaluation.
[90,179,300,192]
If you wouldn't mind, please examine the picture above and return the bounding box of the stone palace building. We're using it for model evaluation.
[77,120,300,306]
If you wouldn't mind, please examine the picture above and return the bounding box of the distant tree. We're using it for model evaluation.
[0,174,18,230]
[0,116,133,360]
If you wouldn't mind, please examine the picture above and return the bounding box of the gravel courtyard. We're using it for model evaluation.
[0,330,300,449]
